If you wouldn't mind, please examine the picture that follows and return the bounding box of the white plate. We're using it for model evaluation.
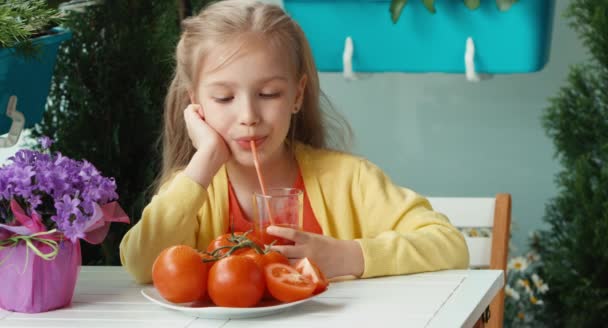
[141,287,324,320]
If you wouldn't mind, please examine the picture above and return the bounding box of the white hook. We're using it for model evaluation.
[342,36,357,81]
[0,95,25,148]
[465,37,481,82]
[464,37,493,82]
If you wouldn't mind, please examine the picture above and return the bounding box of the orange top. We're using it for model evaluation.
[228,169,323,235]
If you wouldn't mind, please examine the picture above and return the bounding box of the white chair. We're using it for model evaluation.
[428,194,512,328]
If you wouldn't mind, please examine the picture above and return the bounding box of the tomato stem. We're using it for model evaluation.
[225,240,259,256]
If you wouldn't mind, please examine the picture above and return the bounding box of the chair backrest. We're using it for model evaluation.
[427,194,512,328]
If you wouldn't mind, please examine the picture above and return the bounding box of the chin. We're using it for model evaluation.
[231,152,257,167]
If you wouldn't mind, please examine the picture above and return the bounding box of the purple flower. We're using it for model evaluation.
[0,139,119,241]
[8,165,35,197]
[55,194,81,217]
[27,195,43,212]
[39,137,54,150]
[8,165,35,185]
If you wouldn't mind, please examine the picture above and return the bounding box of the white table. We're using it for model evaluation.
[0,266,503,328]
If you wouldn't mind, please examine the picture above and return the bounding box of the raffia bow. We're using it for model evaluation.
[0,229,60,261]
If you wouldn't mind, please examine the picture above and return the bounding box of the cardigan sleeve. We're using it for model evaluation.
[119,172,207,283]
[353,160,470,278]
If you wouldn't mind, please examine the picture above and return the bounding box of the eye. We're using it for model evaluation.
[213,96,234,104]
[259,92,281,99]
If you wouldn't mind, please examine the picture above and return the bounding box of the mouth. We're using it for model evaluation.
[235,136,267,150]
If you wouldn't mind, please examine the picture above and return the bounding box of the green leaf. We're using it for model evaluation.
[390,0,408,24]
[422,0,436,14]
[496,0,518,11]
[0,0,64,51]
[464,0,481,10]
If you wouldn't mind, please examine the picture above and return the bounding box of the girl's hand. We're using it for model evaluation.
[184,104,229,157]
[183,104,230,186]
[267,226,365,279]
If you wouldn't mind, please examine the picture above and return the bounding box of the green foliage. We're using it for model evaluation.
[31,0,184,265]
[389,0,518,23]
[538,0,608,326]
[0,0,64,56]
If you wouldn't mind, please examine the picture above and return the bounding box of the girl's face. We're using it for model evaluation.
[194,37,306,167]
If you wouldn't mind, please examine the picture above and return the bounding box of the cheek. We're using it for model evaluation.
[264,103,292,131]
[200,103,232,136]
[266,99,293,120]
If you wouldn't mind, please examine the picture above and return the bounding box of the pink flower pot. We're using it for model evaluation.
[0,239,81,313]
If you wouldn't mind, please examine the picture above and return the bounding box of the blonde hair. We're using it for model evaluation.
[156,0,351,190]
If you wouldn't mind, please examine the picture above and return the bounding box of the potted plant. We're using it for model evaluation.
[0,0,72,143]
[283,0,556,74]
[389,0,520,23]
[0,137,130,313]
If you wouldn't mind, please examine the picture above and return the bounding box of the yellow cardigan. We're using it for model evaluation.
[120,143,469,283]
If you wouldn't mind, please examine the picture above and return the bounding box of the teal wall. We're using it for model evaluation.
[309,0,587,252]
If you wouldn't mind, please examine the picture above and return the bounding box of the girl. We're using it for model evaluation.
[120,0,469,284]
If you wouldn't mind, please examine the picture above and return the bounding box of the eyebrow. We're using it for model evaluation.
[204,76,288,88]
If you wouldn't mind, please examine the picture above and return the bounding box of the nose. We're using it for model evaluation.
[238,96,260,127]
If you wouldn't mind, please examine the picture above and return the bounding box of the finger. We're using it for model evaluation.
[266,226,310,244]
[186,93,205,119]
[270,245,307,259]
[184,104,199,115]
[184,104,203,120]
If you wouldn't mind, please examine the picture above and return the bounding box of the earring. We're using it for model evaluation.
[293,105,300,114]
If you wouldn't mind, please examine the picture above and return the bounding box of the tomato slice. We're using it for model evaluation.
[294,257,329,294]
[264,263,315,303]
[243,249,290,300]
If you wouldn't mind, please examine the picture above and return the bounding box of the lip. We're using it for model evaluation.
[235,136,266,150]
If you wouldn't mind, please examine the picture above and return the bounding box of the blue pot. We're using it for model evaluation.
[284,0,556,73]
[0,27,72,135]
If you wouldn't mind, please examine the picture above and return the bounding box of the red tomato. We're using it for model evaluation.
[264,263,315,303]
[295,257,329,294]
[199,252,216,272]
[152,245,208,303]
[208,255,265,307]
[263,250,290,267]
[242,249,289,270]
[207,232,263,256]
[241,250,264,269]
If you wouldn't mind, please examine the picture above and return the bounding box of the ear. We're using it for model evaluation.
[295,74,307,109]
[187,89,205,118]
[188,90,196,104]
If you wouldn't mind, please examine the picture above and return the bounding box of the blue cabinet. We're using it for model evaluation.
[284,0,556,73]
[0,27,72,134]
